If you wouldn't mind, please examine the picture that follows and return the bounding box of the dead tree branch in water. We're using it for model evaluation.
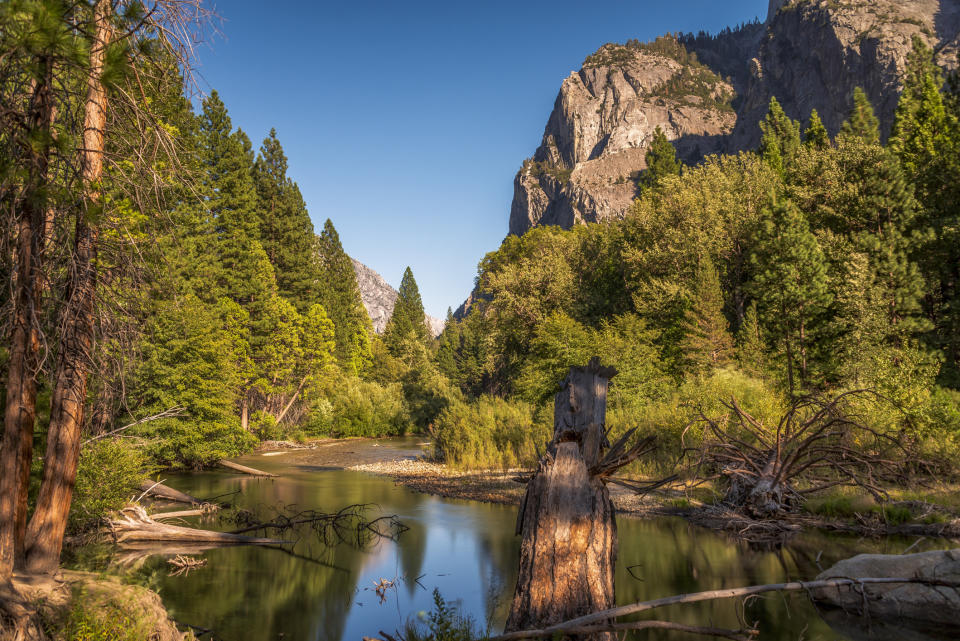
[225,503,408,547]
[680,390,914,518]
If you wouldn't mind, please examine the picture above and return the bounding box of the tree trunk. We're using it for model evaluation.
[0,56,54,581]
[506,359,618,640]
[23,0,113,574]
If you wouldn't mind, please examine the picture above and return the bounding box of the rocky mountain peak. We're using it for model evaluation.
[351,258,445,337]
[509,0,960,237]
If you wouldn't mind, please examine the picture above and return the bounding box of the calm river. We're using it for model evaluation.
[73,438,955,641]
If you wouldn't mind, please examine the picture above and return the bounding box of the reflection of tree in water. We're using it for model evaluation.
[475,524,521,630]
[398,517,427,596]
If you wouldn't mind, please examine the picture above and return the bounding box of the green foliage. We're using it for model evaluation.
[310,377,409,438]
[839,88,880,144]
[432,396,547,469]
[638,126,682,192]
[681,256,734,375]
[57,586,157,641]
[749,196,831,392]
[70,440,149,533]
[759,97,802,174]
[317,219,373,375]
[384,266,431,355]
[401,589,485,641]
[803,109,830,149]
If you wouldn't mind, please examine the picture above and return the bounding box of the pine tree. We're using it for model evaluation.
[638,126,682,191]
[803,109,830,149]
[750,196,832,394]
[316,218,372,375]
[736,300,766,377]
[681,256,733,375]
[889,36,960,385]
[839,88,880,144]
[435,308,460,380]
[253,129,321,312]
[383,266,430,355]
[197,92,265,304]
[759,96,801,174]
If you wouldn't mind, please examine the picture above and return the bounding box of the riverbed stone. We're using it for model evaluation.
[812,548,960,627]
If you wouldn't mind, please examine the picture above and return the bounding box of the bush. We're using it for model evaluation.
[401,589,485,641]
[132,416,257,469]
[433,396,549,469]
[70,439,151,533]
[307,377,410,437]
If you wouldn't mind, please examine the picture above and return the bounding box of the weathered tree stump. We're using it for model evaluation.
[506,358,619,640]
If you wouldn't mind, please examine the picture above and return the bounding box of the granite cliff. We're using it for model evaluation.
[351,258,445,337]
[509,0,960,236]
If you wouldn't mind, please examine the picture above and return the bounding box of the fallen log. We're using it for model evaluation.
[488,576,960,641]
[108,506,289,545]
[138,480,202,505]
[218,459,277,477]
[152,507,217,521]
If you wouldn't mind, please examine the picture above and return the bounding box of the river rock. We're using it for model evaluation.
[812,548,960,627]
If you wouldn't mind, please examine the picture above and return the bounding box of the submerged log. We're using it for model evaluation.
[137,480,202,505]
[108,506,288,545]
[218,459,277,477]
[506,358,619,640]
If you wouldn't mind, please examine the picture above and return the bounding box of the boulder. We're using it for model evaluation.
[812,548,960,627]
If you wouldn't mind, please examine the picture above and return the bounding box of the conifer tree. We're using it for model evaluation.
[316,219,372,375]
[384,266,430,355]
[803,109,830,149]
[681,256,733,375]
[638,126,682,191]
[435,308,460,380]
[197,92,265,303]
[890,37,960,384]
[253,129,321,312]
[759,96,801,174]
[736,300,766,377]
[750,196,832,394]
[839,88,880,144]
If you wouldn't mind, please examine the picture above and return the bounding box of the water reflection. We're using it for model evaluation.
[79,440,954,641]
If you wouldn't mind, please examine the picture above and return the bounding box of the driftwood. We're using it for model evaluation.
[151,506,218,521]
[489,577,960,641]
[507,358,655,641]
[218,459,277,477]
[107,506,288,545]
[137,480,202,505]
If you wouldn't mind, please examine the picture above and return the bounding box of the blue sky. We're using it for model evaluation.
[194,0,768,317]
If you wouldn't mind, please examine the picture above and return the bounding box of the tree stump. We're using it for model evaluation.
[506,358,618,640]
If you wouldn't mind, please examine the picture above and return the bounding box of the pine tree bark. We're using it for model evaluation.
[506,359,618,641]
[23,0,113,574]
[0,56,54,581]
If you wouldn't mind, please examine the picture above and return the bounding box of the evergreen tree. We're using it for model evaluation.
[889,36,960,385]
[197,92,265,304]
[435,308,460,380]
[736,300,766,377]
[384,266,430,355]
[638,126,682,191]
[759,96,801,174]
[253,129,321,312]
[750,196,832,394]
[803,109,830,149]
[839,88,881,144]
[316,218,372,375]
[681,256,733,375]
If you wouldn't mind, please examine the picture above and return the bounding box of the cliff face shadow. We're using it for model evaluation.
[935,0,960,57]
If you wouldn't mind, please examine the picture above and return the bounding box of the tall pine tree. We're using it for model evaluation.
[759,96,801,174]
[750,196,832,394]
[681,256,733,375]
[839,88,880,144]
[383,266,430,355]
[316,219,372,375]
[253,129,321,312]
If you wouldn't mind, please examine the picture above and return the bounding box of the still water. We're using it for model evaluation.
[80,438,954,641]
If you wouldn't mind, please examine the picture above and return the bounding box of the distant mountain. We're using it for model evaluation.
[351,258,445,337]
[509,0,960,235]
